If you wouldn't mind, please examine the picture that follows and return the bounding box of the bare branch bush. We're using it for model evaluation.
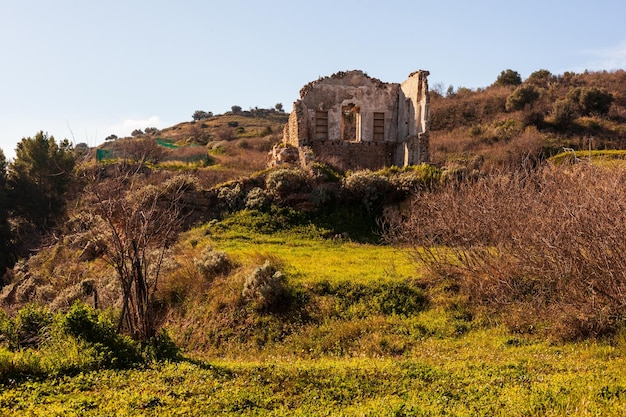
[385,164,626,340]
[119,138,167,164]
[82,165,194,341]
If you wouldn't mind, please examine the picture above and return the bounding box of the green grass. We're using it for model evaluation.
[184,211,414,285]
[3,329,626,415]
[5,210,626,415]
[551,149,626,165]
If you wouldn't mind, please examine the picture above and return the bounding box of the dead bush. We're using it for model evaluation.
[386,164,626,340]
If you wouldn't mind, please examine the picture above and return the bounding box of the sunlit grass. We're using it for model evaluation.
[6,210,626,415]
[3,332,626,415]
[181,220,416,285]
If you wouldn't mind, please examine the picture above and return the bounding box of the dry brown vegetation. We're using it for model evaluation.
[430,69,626,172]
[386,163,626,340]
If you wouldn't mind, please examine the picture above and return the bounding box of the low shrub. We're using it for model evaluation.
[244,187,272,211]
[217,183,245,212]
[0,304,54,350]
[342,171,395,213]
[266,168,309,198]
[61,302,141,368]
[242,261,286,311]
[311,280,428,319]
[194,246,232,279]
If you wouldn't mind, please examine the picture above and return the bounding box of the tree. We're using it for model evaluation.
[505,85,540,111]
[564,87,614,118]
[84,169,193,341]
[192,110,210,121]
[0,149,13,276]
[231,105,242,114]
[274,103,284,112]
[525,69,554,88]
[131,129,144,137]
[105,134,118,141]
[7,131,76,229]
[578,87,614,116]
[552,99,576,126]
[494,69,522,87]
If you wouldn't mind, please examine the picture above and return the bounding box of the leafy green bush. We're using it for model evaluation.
[139,330,181,363]
[0,304,55,350]
[217,183,245,212]
[343,171,395,213]
[388,164,442,194]
[525,69,554,88]
[494,69,522,87]
[266,168,309,198]
[15,305,53,349]
[505,85,540,111]
[311,280,428,319]
[61,302,141,368]
[552,99,577,126]
[307,162,341,183]
[244,187,272,211]
[577,87,614,116]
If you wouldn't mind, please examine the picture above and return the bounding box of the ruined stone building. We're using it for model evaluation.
[270,70,430,171]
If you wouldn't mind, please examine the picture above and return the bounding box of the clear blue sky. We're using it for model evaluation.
[1,0,625,160]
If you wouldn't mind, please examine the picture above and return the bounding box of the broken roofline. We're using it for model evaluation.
[273,69,430,171]
[299,70,429,99]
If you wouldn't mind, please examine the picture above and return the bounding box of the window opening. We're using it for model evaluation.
[315,110,328,140]
[373,112,385,141]
[341,104,360,141]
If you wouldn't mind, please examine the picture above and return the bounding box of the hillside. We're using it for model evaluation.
[429,69,626,171]
[96,108,288,186]
[98,69,626,176]
[3,69,626,414]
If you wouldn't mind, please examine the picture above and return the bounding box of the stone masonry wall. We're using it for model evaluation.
[308,141,396,171]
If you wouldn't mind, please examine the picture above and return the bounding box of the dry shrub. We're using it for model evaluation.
[386,164,626,340]
[194,246,232,279]
[242,261,285,311]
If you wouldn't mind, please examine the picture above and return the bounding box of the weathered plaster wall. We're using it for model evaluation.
[276,70,430,171]
[298,71,400,143]
[399,71,430,164]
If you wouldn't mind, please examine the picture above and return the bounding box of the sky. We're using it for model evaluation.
[1,0,626,160]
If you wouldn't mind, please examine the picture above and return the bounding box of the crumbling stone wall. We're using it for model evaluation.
[272,69,429,171]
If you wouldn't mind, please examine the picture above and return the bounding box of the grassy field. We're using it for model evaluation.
[3,212,626,415]
[3,329,626,415]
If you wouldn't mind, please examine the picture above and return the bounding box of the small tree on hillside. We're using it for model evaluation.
[192,110,211,121]
[0,149,13,276]
[7,131,76,230]
[84,168,194,341]
[525,69,555,88]
[505,85,540,111]
[494,69,522,87]
[577,87,614,116]
[231,105,242,114]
